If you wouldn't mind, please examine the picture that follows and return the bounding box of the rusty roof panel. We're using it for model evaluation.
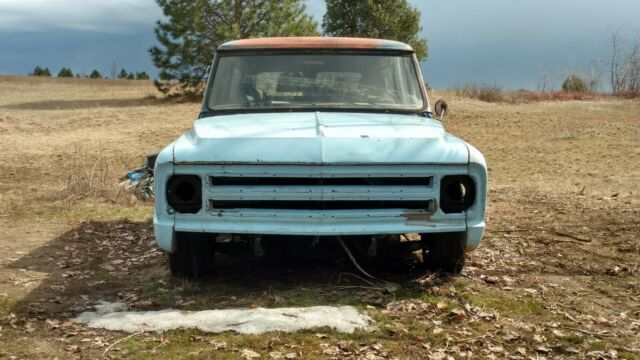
[217,37,413,52]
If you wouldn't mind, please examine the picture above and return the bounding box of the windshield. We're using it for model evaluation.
[207,52,424,112]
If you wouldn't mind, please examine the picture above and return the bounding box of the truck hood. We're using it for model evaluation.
[172,112,469,164]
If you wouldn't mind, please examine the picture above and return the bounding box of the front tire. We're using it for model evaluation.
[169,232,215,278]
[421,232,466,274]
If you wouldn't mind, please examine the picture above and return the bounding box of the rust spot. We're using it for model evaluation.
[218,37,412,51]
[404,212,432,222]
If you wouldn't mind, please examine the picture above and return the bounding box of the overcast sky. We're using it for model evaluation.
[1,0,639,89]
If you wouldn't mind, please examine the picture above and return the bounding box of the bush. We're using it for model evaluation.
[562,74,588,93]
[613,91,640,99]
[477,86,505,103]
[455,84,603,104]
[89,69,102,79]
[517,90,599,102]
[455,84,509,103]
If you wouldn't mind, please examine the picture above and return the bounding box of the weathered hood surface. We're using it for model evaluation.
[172,112,469,164]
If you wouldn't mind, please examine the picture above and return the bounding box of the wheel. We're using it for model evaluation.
[421,232,466,274]
[168,232,215,278]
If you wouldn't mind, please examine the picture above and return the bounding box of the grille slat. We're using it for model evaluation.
[210,176,432,186]
[210,200,433,210]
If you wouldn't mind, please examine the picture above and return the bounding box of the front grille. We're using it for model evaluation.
[205,166,436,213]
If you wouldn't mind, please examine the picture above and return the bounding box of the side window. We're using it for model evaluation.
[400,58,422,104]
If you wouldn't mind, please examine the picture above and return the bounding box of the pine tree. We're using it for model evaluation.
[118,69,129,79]
[31,66,43,76]
[89,69,102,79]
[57,67,74,77]
[136,71,150,80]
[127,72,135,80]
[323,0,428,60]
[32,66,52,76]
[149,0,319,98]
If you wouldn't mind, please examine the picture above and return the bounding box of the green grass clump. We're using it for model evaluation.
[465,290,547,318]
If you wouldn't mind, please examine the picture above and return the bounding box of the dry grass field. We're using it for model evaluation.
[0,76,638,359]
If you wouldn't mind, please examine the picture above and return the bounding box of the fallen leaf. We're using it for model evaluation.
[447,309,466,322]
[606,266,621,275]
[535,346,551,353]
[208,340,224,350]
[45,319,60,330]
[242,349,261,359]
[64,345,81,353]
[533,334,546,343]
[428,350,447,360]
[482,276,500,284]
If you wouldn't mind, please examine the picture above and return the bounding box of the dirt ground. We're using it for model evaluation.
[0,76,638,359]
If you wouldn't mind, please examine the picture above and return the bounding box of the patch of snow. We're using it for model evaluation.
[73,302,371,334]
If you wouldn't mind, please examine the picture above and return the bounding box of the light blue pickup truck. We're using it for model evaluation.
[153,37,487,277]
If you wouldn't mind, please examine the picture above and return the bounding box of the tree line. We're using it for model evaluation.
[150,0,428,98]
[30,66,150,80]
[543,32,640,96]
[609,32,640,95]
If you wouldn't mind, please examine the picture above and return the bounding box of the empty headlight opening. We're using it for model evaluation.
[167,175,202,213]
[440,175,475,213]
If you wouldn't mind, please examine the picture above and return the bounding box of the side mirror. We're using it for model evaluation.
[434,99,450,119]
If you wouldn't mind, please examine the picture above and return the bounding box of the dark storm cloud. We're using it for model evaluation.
[0,0,161,33]
[417,0,640,89]
[0,0,161,76]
